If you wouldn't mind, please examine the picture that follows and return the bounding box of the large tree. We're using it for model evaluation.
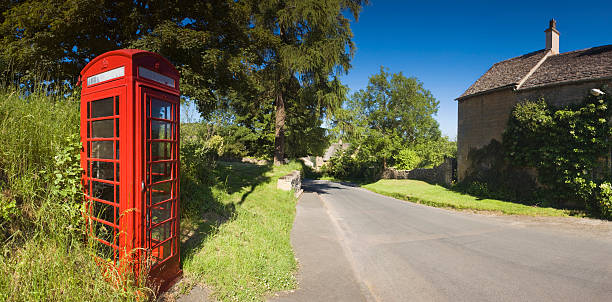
[0,0,253,111]
[334,66,442,167]
[242,0,366,165]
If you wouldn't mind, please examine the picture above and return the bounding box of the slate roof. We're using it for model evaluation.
[458,45,612,99]
[459,50,548,98]
[521,45,612,89]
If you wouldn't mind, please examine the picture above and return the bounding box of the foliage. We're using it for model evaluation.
[329,66,446,177]
[394,137,457,170]
[230,0,367,164]
[394,149,421,170]
[461,88,612,217]
[0,0,254,107]
[502,91,612,212]
[595,182,612,220]
[0,88,146,300]
[321,148,382,180]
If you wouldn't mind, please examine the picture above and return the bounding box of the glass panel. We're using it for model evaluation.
[115,119,119,137]
[91,97,114,118]
[115,184,120,204]
[92,181,114,203]
[151,120,172,140]
[91,141,113,159]
[116,164,120,182]
[151,142,171,160]
[151,202,172,224]
[151,162,172,183]
[115,141,120,160]
[151,98,172,120]
[151,221,171,242]
[114,96,119,115]
[92,119,114,138]
[152,240,172,262]
[92,219,115,245]
[151,182,171,204]
[92,201,115,224]
[91,161,114,181]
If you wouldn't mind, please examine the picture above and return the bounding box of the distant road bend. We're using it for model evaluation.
[273,180,612,302]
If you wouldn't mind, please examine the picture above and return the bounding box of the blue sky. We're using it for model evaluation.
[342,0,612,139]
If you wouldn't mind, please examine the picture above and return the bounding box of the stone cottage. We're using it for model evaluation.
[456,20,612,181]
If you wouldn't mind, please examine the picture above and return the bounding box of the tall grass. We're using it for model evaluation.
[0,88,147,301]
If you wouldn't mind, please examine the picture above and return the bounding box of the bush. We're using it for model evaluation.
[394,149,421,170]
[322,150,382,180]
[593,182,612,219]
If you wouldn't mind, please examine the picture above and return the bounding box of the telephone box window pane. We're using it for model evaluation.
[151,202,172,225]
[151,98,171,120]
[91,161,114,181]
[114,96,119,115]
[92,181,114,203]
[91,141,113,159]
[116,141,120,159]
[151,121,172,140]
[151,162,172,183]
[151,142,171,160]
[91,97,114,118]
[92,119,114,138]
[92,219,115,245]
[151,182,171,204]
[151,222,171,242]
[92,201,115,224]
[115,119,119,137]
[152,240,172,262]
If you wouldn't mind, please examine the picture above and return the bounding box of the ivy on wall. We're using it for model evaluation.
[464,87,612,219]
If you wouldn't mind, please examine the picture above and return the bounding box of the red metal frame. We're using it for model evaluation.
[79,49,181,291]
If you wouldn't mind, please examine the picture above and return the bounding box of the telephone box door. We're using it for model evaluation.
[141,87,180,270]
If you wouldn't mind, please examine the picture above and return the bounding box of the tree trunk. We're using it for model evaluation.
[274,91,286,166]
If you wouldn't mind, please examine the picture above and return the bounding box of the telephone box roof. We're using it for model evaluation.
[79,49,179,78]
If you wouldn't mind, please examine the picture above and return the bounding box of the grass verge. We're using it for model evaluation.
[181,161,301,302]
[363,179,574,216]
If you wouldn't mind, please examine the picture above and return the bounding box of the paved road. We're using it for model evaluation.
[273,180,612,302]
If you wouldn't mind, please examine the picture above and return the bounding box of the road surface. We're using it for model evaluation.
[271,180,612,302]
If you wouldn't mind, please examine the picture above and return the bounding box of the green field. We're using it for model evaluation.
[363,179,573,217]
[180,161,300,301]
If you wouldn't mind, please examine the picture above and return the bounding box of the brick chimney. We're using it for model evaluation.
[545,19,560,54]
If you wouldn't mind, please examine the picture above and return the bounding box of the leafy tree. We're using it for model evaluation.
[0,0,253,110]
[243,0,366,165]
[335,66,441,168]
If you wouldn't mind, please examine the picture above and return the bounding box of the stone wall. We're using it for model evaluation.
[277,170,302,197]
[381,158,455,186]
[457,80,612,181]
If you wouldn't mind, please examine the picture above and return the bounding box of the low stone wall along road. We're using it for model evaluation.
[273,180,612,302]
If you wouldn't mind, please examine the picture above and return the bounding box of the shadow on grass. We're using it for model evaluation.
[179,161,273,262]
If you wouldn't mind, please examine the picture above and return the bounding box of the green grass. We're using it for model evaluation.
[363,179,573,216]
[0,88,147,301]
[181,161,301,302]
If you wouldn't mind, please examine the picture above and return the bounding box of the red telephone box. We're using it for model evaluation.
[79,49,181,290]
